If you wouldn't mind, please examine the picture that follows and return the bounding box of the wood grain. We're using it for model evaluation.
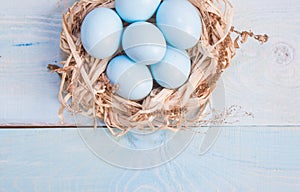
[0,0,77,126]
[0,0,299,126]
[0,127,300,191]
[0,0,300,191]
[224,0,300,125]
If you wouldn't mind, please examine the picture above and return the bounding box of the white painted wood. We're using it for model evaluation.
[0,127,299,191]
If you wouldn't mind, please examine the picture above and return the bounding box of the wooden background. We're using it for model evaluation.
[1,0,300,191]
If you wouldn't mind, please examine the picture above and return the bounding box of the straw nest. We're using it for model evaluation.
[53,0,267,136]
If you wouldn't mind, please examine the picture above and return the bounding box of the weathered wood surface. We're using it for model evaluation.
[0,0,75,125]
[225,0,300,125]
[0,0,299,126]
[0,0,300,191]
[1,127,300,191]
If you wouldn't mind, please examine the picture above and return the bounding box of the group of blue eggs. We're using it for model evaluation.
[80,0,202,100]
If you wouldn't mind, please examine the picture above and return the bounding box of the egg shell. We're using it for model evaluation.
[122,22,166,65]
[106,55,153,100]
[115,0,161,23]
[81,8,123,59]
[150,46,191,89]
[156,0,202,49]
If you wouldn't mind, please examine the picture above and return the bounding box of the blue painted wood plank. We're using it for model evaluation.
[0,127,300,191]
[0,0,299,125]
[0,1,76,125]
[0,0,299,192]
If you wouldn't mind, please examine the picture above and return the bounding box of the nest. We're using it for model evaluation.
[54,0,266,136]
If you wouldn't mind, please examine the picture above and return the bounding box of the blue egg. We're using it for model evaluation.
[81,8,123,59]
[115,0,161,23]
[156,0,202,49]
[122,22,166,65]
[150,46,191,89]
[106,55,153,100]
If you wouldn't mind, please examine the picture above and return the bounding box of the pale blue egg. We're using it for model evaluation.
[106,55,153,100]
[81,8,123,59]
[156,0,202,49]
[150,46,191,89]
[122,22,166,65]
[115,0,161,23]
